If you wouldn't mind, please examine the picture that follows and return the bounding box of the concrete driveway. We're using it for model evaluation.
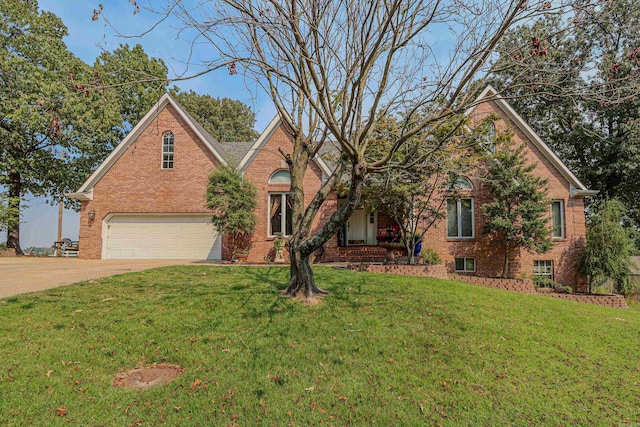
[0,257,199,299]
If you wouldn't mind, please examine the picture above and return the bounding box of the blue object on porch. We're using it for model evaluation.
[414,242,422,257]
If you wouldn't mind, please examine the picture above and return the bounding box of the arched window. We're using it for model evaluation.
[269,170,291,184]
[452,176,473,190]
[162,131,174,169]
[484,122,496,154]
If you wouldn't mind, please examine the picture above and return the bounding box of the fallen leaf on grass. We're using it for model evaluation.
[305,386,314,392]
[56,407,67,417]
[45,370,53,377]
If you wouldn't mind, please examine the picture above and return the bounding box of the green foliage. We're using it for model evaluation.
[579,200,634,296]
[490,2,640,224]
[365,113,480,264]
[421,247,442,265]
[206,166,257,258]
[93,43,169,138]
[482,132,552,278]
[170,88,259,143]
[532,276,572,293]
[0,194,19,232]
[0,0,124,251]
[0,266,639,425]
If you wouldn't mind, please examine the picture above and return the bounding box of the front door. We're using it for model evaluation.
[347,209,378,245]
[348,210,367,245]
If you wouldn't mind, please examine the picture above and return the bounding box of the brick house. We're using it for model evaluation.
[68,86,595,290]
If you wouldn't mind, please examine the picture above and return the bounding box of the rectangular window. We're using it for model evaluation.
[454,257,476,272]
[269,193,292,236]
[162,132,174,169]
[533,260,553,280]
[447,198,474,238]
[551,200,564,238]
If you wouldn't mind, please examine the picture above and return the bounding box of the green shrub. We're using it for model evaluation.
[533,276,572,293]
[421,247,442,265]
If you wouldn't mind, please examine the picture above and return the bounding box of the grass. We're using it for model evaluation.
[0,266,638,426]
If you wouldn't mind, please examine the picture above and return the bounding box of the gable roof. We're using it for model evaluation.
[236,115,333,177]
[67,93,229,200]
[467,85,597,198]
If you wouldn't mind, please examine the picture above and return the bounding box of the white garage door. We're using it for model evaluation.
[105,215,221,260]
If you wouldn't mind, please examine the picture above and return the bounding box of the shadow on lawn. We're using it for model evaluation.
[237,266,297,321]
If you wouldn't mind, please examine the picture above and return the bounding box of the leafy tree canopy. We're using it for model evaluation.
[489,0,640,223]
[170,88,259,142]
[0,0,122,252]
[579,199,636,296]
[93,43,169,138]
[364,113,482,264]
[206,165,257,259]
[482,130,552,278]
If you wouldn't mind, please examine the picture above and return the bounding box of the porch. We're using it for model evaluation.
[324,207,407,263]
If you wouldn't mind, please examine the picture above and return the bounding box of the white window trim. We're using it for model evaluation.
[551,200,565,239]
[162,131,174,169]
[454,257,476,272]
[485,122,496,154]
[447,198,475,239]
[269,169,291,184]
[268,192,291,237]
[533,260,554,280]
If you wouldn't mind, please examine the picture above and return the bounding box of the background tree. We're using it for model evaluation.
[93,43,169,139]
[170,89,259,142]
[0,194,19,234]
[579,199,636,296]
[0,0,122,254]
[206,165,257,261]
[482,131,553,278]
[93,46,261,143]
[115,0,639,298]
[489,0,640,225]
[366,114,481,264]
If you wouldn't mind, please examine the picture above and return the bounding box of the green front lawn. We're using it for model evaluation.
[0,266,638,425]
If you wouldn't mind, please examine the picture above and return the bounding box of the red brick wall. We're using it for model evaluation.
[417,100,588,291]
[241,126,328,263]
[78,105,220,259]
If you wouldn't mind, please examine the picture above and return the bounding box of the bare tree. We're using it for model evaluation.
[101,0,637,299]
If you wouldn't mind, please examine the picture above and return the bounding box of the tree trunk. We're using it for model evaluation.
[501,243,510,278]
[7,171,23,255]
[283,160,366,299]
[285,248,328,298]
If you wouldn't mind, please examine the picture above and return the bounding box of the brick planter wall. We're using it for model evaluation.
[448,274,536,294]
[345,263,628,308]
[538,293,628,308]
[0,250,16,257]
[347,264,448,279]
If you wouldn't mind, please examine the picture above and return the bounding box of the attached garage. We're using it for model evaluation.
[103,215,221,260]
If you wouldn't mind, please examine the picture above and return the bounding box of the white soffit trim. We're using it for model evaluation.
[64,190,93,200]
[72,94,226,196]
[468,85,589,192]
[237,114,333,177]
[238,115,281,172]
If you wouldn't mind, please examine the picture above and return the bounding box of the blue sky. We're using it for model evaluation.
[4,0,275,248]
